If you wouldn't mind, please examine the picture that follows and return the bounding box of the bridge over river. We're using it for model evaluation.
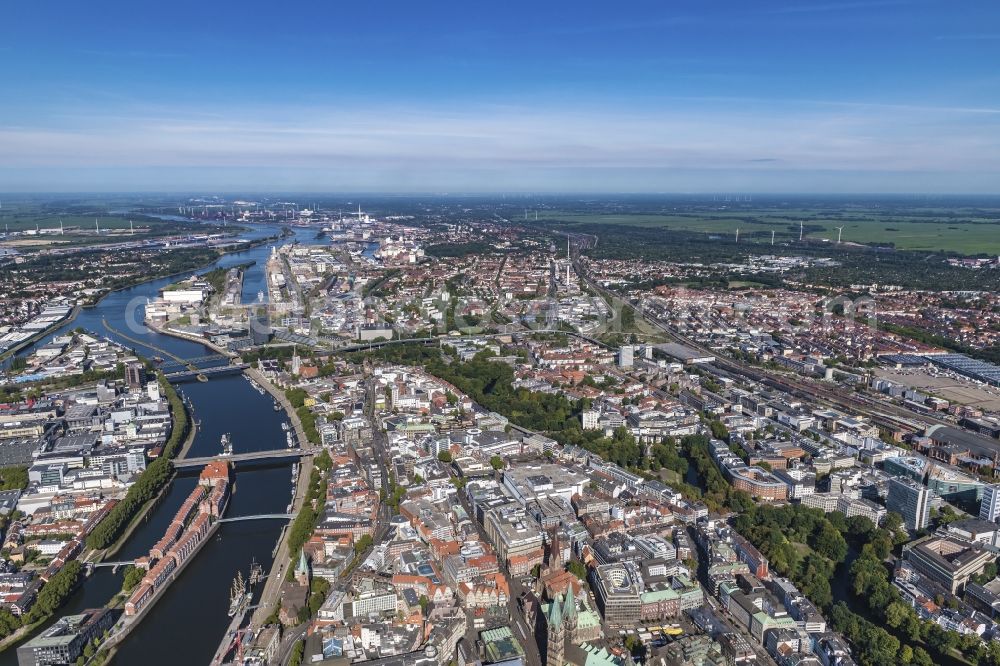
[172,448,316,469]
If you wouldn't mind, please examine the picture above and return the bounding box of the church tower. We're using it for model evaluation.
[547,530,564,574]
[546,594,566,666]
[294,549,311,587]
[562,584,578,643]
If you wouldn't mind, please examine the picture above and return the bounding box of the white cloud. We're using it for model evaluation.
[0,97,997,191]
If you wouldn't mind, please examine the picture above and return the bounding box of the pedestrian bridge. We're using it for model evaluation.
[90,560,136,569]
[218,513,297,523]
[173,448,316,469]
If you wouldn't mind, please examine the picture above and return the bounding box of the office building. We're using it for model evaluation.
[125,361,145,391]
[981,485,1000,523]
[346,590,398,618]
[250,312,272,345]
[17,608,118,666]
[886,477,931,531]
[591,563,642,626]
[903,535,994,594]
[484,509,544,576]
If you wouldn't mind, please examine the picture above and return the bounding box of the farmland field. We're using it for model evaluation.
[539,207,1000,255]
[0,199,227,249]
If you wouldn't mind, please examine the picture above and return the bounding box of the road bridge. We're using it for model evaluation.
[164,363,249,382]
[159,353,233,371]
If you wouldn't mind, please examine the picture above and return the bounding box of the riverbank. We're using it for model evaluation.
[0,226,310,665]
[250,454,312,627]
[0,305,80,364]
[100,508,226,655]
[0,616,47,655]
[81,373,192,569]
[245,368,311,456]
[2,227,287,370]
[148,323,234,358]
[176,398,201,460]
[244,367,313,627]
[95,387,199,562]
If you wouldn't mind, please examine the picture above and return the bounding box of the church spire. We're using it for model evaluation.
[548,530,564,573]
[546,593,566,666]
[562,584,577,621]
[548,593,563,627]
[295,549,310,585]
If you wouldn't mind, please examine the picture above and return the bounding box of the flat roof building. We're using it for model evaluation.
[591,563,642,626]
[17,608,118,666]
[903,535,995,594]
[886,477,930,531]
[653,343,716,365]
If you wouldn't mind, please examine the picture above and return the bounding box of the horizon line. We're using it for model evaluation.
[3,190,1000,198]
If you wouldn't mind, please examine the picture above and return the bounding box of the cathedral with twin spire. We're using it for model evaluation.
[545,584,580,666]
[536,531,626,666]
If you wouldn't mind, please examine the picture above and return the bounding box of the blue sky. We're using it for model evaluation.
[1,0,999,193]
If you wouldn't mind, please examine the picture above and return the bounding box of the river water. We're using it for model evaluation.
[1,225,324,665]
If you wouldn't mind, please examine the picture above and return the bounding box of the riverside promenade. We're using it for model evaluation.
[243,367,314,627]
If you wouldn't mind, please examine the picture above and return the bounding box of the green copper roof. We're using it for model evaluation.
[548,593,563,627]
[562,584,577,620]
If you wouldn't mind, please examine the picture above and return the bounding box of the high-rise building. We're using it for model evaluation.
[250,311,271,345]
[125,361,145,391]
[886,477,931,531]
[581,409,600,430]
[618,345,634,368]
[981,485,1000,523]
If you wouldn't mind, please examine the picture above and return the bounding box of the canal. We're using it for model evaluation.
[1,225,324,665]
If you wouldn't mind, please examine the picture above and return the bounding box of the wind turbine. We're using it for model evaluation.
[835,226,844,244]
[735,228,740,243]
[799,221,804,242]
[130,220,134,235]
[771,230,775,246]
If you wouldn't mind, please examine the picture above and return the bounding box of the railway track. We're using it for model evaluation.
[569,246,944,435]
